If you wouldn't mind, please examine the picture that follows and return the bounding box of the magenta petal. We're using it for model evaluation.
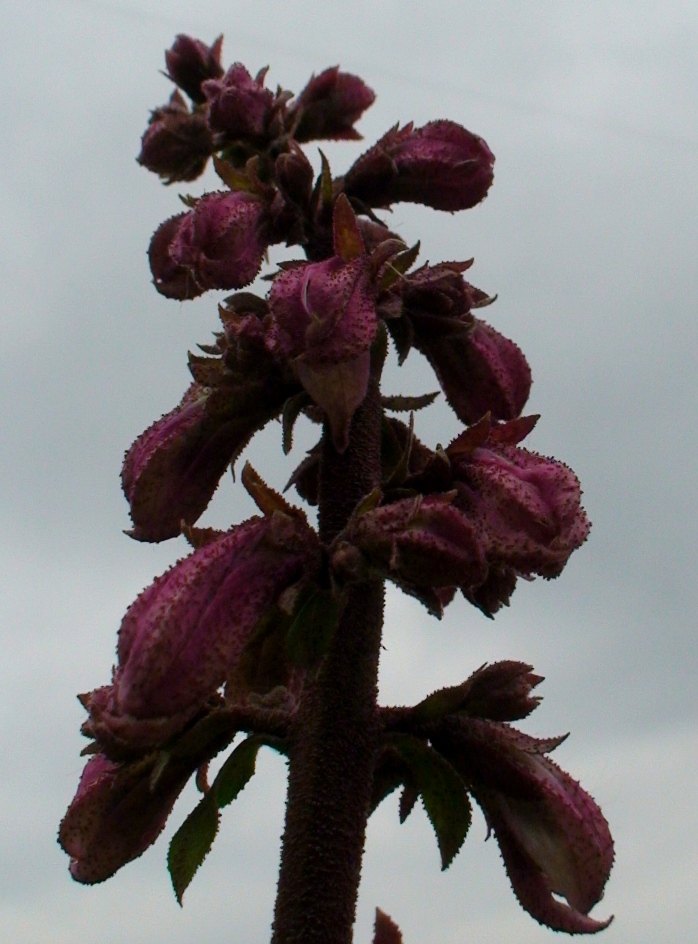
[169,190,269,292]
[59,754,189,884]
[291,66,375,142]
[148,213,203,300]
[165,34,224,104]
[84,516,319,751]
[203,63,274,138]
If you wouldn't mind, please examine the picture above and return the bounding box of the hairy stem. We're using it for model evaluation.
[271,377,384,944]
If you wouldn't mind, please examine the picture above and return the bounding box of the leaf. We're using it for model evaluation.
[282,391,311,455]
[318,149,333,208]
[382,391,439,412]
[412,679,475,724]
[286,588,342,669]
[213,155,256,193]
[213,735,264,808]
[168,792,219,905]
[369,748,410,816]
[241,462,304,519]
[378,241,420,291]
[386,316,414,366]
[398,782,419,823]
[332,193,365,261]
[373,909,404,944]
[389,734,472,870]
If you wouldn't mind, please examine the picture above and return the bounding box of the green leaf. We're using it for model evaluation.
[168,793,219,905]
[213,735,264,808]
[282,392,311,455]
[378,241,420,291]
[333,193,365,261]
[286,588,342,670]
[318,150,333,208]
[389,734,472,870]
[382,392,439,412]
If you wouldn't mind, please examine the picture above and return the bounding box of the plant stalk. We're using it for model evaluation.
[271,376,384,944]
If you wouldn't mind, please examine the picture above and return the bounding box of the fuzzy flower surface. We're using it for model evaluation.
[81,515,319,753]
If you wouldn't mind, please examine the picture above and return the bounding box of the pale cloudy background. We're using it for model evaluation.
[1,1,696,942]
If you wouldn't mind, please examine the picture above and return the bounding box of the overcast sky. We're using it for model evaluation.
[1,1,697,942]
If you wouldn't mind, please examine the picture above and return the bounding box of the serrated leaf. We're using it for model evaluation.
[282,392,311,454]
[213,735,264,808]
[386,316,414,366]
[168,793,219,905]
[318,149,333,207]
[373,909,404,944]
[389,734,471,870]
[398,782,419,823]
[333,193,365,261]
[286,588,342,669]
[213,155,255,193]
[241,462,303,519]
[378,241,420,291]
[382,391,439,412]
[369,749,409,816]
[353,486,382,517]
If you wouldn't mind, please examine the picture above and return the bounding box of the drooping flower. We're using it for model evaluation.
[167,190,271,293]
[344,120,494,211]
[81,515,320,752]
[448,418,591,583]
[148,212,203,300]
[59,753,192,884]
[431,715,614,934]
[137,90,214,184]
[165,34,224,104]
[288,66,375,142]
[382,262,531,425]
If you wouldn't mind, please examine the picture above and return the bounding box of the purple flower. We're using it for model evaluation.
[431,715,614,933]
[344,120,494,211]
[167,190,270,293]
[148,213,203,300]
[122,369,291,543]
[289,66,375,142]
[384,262,531,425]
[449,428,590,582]
[81,516,320,752]
[266,197,380,450]
[59,753,192,884]
[165,34,224,103]
[336,494,486,616]
[137,90,214,184]
[203,63,275,139]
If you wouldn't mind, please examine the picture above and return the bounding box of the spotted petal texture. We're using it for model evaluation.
[203,63,275,138]
[168,190,269,293]
[59,754,192,884]
[266,249,378,450]
[290,66,375,142]
[137,90,214,184]
[431,717,614,934]
[451,441,590,580]
[344,120,494,211]
[81,516,320,752]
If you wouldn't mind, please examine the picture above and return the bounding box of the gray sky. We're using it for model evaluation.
[1,1,696,941]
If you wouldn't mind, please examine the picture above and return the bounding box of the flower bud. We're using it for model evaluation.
[81,516,320,752]
[344,120,494,211]
[289,66,375,142]
[431,716,614,933]
[203,63,275,139]
[167,190,270,293]
[451,439,590,580]
[59,753,191,884]
[122,379,288,543]
[165,34,224,103]
[339,494,486,613]
[457,661,544,721]
[148,213,203,300]
[137,91,215,184]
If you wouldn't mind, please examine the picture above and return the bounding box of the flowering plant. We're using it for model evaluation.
[60,33,613,943]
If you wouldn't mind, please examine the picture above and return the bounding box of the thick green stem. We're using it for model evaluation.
[271,377,384,944]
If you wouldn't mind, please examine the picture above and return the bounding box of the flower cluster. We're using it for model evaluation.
[60,32,612,940]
